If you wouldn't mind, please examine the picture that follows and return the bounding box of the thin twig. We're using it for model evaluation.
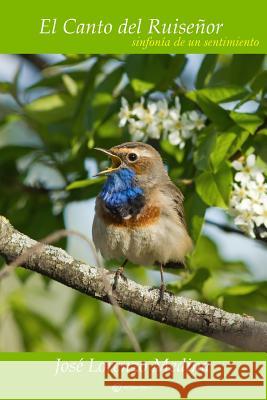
[206,219,267,244]
[0,226,141,352]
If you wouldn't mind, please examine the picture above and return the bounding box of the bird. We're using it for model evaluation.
[92,142,193,301]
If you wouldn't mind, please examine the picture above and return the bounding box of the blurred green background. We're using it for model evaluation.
[0,54,266,352]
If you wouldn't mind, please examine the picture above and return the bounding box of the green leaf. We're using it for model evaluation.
[194,126,239,173]
[191,236,223,270]
[258,128,267,136]
[253,131,267,164]
[230,111,263,134]
[178,336,213,352]
[125,54,186,95]
[229,55,265,85]
[161,54,187,88]
[168,268,210,293]
[91,93,114,129]
[182,268,211,293]
[184,191,207,243]
[131,79,154,94]
[160,139,185,164]
[24,93,75,123]
[187,85,248,104]
[67,177,105,190]
[15,268,33,283]
[95,66,124,94]
[223,283,259,296]
[196,163,232,208]
[0,81,13,93]
[223,280,267,314]
[0,145,35,165]
[27,70,87,90]
[227,127,250,156]
[72,61,102,136]
[195,55,218,89]
[251,70,267,92]
[11,303,62,350]
[191,237,249,303]
[210,131,237,171]
[196,94,232,130]
[58,54,91,64]
[62,74,79,96]
[193,126,217,171]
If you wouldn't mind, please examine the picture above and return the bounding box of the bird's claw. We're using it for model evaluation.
[148,284,174,304]
[112,267,127,290]
[158,283,166,304]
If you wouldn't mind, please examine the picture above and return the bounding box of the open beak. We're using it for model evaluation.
[94,147,122,176]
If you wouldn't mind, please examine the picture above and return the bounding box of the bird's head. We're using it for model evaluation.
[95,142,167,189]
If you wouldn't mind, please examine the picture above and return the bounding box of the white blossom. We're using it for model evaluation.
[229,153,267,239]
[254,202,267,228]
[147,122,161,139]
[118,97,132,127]
[188,110,207,131]
[155,99,169,120]
[233,154,263,185]
[234,213,256,238]
[118,96,206,147]
[168,131,185,148]
[128,119,145,141]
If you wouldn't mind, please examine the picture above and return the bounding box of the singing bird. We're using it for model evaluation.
[92,142,193,301]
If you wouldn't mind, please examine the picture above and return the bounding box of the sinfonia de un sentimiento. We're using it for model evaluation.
[132,37,259,50]
[55,18,224,35]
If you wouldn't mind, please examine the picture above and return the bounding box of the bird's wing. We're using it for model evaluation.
[164,181,186,226]
[161,182,189,269]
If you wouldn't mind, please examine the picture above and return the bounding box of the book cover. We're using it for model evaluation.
[0,0,266,399]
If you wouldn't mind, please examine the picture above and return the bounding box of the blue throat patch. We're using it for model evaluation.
[100,168,145,218]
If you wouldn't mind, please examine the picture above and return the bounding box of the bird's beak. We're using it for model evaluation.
[94,148,122,176]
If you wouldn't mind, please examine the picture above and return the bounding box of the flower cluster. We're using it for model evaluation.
[118,97,206,148]
[230,154,267,239]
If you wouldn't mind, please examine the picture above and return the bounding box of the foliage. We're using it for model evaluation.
[0,54,266,351]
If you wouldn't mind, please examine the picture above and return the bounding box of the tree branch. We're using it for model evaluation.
[0,216,266,351]
[18,55,48,71]
[206,219,267,244]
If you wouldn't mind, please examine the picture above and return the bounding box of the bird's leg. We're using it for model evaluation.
[113,259,128,290]
[159,263,165,303]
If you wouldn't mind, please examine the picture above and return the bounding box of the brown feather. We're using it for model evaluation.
[161,181,187,228]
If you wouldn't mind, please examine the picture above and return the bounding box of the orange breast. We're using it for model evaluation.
[101,204,160,228]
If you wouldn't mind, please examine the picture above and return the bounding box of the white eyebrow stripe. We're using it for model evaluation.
[135,149,153,157]
[113,147,154,159]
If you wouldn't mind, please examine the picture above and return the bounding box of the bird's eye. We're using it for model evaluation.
[127,153,138,162]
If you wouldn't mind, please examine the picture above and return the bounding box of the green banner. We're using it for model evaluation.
[0,353,265,399]
[0,0,266,53]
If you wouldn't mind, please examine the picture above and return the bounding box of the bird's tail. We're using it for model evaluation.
[163,261,186,269]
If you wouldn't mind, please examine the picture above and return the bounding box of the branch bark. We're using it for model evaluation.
[0,216,266,351]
